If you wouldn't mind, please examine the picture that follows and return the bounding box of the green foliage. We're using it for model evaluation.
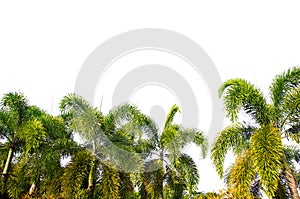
[61,150,93,198]
[211,123,254,177]
[140,159,164,199]
[250,125,283,196]
[219,78,269,124]
[229,151,256,198]
[99,165,121,199]
[175,154,200,197]
[270,66,300,111]
[139,104,207,199]
[212,67,300,198]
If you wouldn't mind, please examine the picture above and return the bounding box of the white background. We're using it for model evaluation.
[1,0,300,193]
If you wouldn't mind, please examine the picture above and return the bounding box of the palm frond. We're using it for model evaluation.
[163,104,180,130]
[176,154,199,196]
[250,125,283,197]
[99,165,120,199]
[270,66,300,110]
[281,86,300,144]
[192,130,208,159]
[229,151,256,198]
[219,78,269,124]
[284,145,300,165]
[60,93,94,118]
[61,150,93,198]
[18,119,47,154]
[211,122,255,177]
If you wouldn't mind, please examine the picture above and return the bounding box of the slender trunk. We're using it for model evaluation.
[29,182,36,196]
[2,148,13,176]
[88,140,97,198]
[284,164,300,199]
[88,159,96,199]
[88,160,95,189]
[159,151,164,199]
[2,147,13,194]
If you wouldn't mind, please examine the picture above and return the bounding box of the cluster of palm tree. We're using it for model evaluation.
[0,93,206,199]
[1,67,300,198]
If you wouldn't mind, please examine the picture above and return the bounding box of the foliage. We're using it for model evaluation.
[211,67,300,198]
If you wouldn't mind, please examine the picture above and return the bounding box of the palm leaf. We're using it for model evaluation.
[219,78,269,124]
[250,125,283,197]
[163,104,180,130]
[229,151,256,198]
[211,122,255,177]
[270,66,300,111]
[99,165,120,199]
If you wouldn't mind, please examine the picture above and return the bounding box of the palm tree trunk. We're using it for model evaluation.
[29,182,36,195]
[88,160,95,189]
[159,152,164,199]
[88,140,97,198]
[1,148,13,198]
[284,164,300,199]
[2,148,13,176]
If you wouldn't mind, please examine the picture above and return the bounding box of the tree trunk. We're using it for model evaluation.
[88,160,95,189]
[159,152,164,199]
[89,141,97,198]
[29,182,36,195]
[1,148,13,198]
[2,148,13,176]
[284,164,300,199]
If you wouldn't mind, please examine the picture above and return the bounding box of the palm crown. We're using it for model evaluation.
[211,67,300,198]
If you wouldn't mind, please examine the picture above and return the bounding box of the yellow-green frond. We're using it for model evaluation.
[250,125,283,197]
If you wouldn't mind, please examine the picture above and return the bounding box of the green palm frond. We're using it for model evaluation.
[6,158,31,199]
[71,108,102,141]
[61,150,94,198]
[284,145,300,165]
[40,115,70,139]
[39,167,64,198]
[161,124,180,149]
[165,165,185,199]
[99,165,120,199]
[211,123,255,177]
[106,103,158,151]
[219,78,269,124]
[119,172,134,199]
[281,86,300,144]
[229,151,256,198]
[60,93,93,115]
[163,104,180,130]
[176,154,199,196]
[108,103,155,130]
[270,66,300,110]
[18,119,47,154]
[250,125,283,197]
[60,94,105,143]
[0,111,16,143]
[190,130,208,159]
[1,92,29,124]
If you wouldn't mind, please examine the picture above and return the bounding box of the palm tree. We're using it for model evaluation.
[6,114,78,199]
[0,92,77,198]
[140,105,208,199]
[0,92,45,198]
[60,94,156,198]
[211,67,300,198]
